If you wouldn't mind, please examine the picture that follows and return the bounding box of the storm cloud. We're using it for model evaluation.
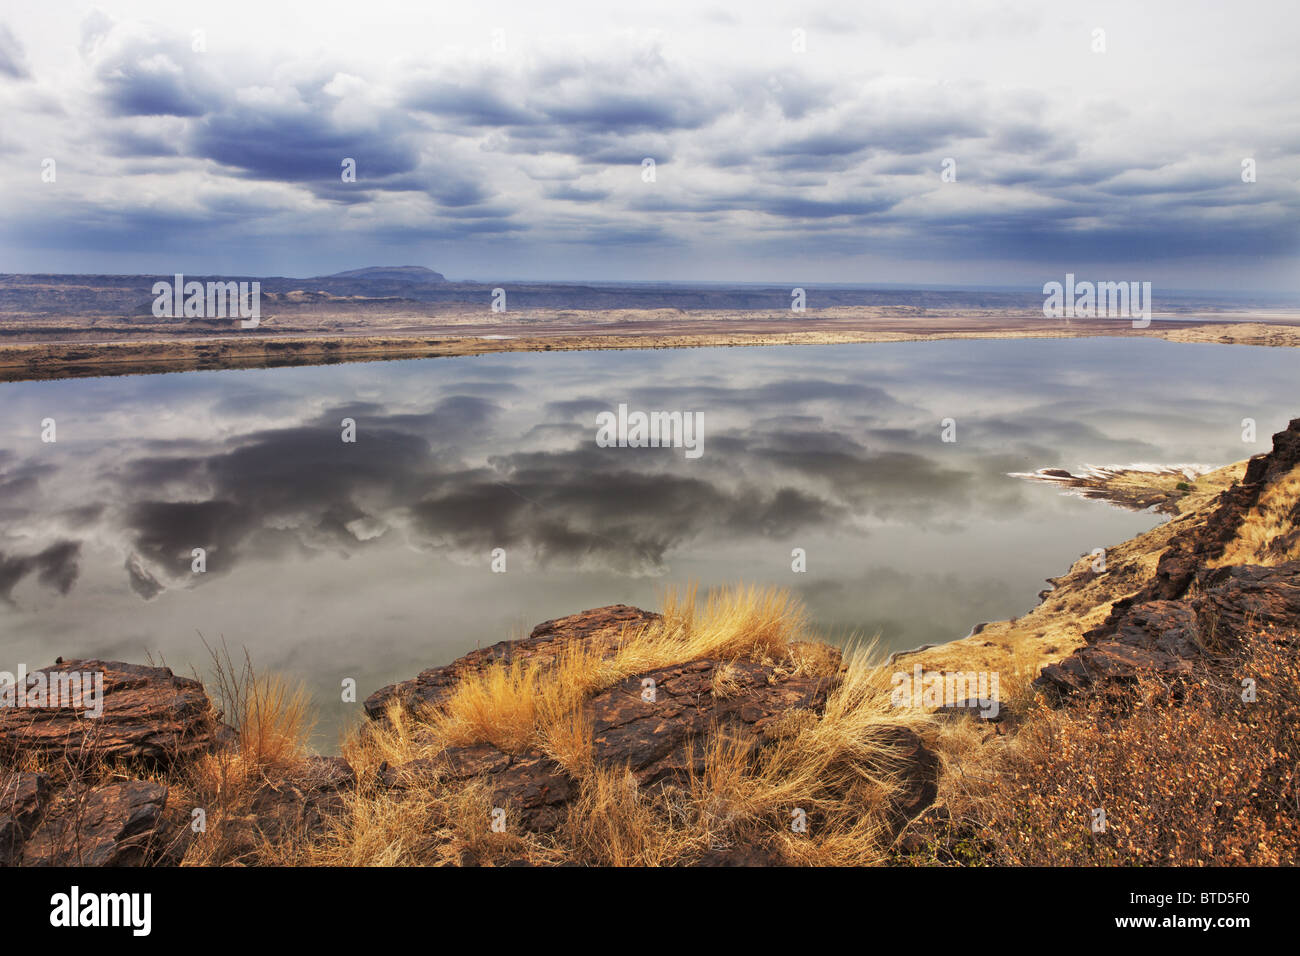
[0,1,1296,287]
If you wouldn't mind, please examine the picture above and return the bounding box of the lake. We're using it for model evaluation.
[2,336,1296,745]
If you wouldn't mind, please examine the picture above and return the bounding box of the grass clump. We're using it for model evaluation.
[310,585,935,866]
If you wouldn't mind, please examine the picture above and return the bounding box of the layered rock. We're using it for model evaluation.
[1038,417,1300,698]
[369,608,939,845]
[0,660,232,767]
[0,659,287,866]
[18,780,172,867]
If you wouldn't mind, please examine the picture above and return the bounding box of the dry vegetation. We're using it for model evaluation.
[166,641,318,865]
[908,626,1300,865]
[901,460,1247,680]
[306,586,932,866]
[12,450,1296,866]
[1212,463,1300,567]
[204,573,1297,867]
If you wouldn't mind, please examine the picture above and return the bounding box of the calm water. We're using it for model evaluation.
[1,337,1297,744]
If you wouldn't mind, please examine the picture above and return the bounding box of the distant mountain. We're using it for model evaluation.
[316,266,446,283]
[0,269,1273,319]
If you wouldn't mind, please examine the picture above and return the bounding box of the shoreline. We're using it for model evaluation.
[3,426,1295,866]
[899,456,1250,680]
[3,318,1300,383]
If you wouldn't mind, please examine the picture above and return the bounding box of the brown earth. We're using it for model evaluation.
[3,310,1300,382]
[0,605,938,864]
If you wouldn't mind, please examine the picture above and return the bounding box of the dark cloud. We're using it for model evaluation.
[93,32,217,117]
[0,541,81,603]
[189,104,420,188]
[2,9,1296,288]
[403,78,538,127]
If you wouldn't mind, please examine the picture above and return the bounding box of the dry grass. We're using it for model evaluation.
[905,627,1300,866]
[431,583,805,756]
[1212,464,1300,567]
[305,586,935,866]
[171,639,316,865]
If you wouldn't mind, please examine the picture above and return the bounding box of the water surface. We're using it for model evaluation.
[1,337,1296,743]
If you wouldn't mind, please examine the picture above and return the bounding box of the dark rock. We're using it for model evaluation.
[0,660,232,768]
[489,755,573,832]
[1038,560,1300,698]
[0,771,51,866]
[880,727,939,823]
[21,780,169,866]
[585,657,839,786]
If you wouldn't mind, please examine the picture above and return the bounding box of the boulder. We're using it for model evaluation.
[585,657,838,786]
[20,780,170,866]
[0,660,232,768]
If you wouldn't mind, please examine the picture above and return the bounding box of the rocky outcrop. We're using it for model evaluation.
[19,780,172,866]
[369,608,940,845]
[585,658,836,787]
[364,605,660,719]
[0,660,232,767]
[1038,561,1300,697]
[1,604,938,864]
[1038,418,1300,698]
[1092,418,1300,623]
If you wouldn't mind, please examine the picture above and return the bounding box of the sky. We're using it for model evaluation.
[0,1,1297,289]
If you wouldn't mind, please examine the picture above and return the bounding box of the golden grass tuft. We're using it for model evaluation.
[171,639,316,865]
[432,583,808,758]
[1212,464,1300,567]
[305,585,939,866]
